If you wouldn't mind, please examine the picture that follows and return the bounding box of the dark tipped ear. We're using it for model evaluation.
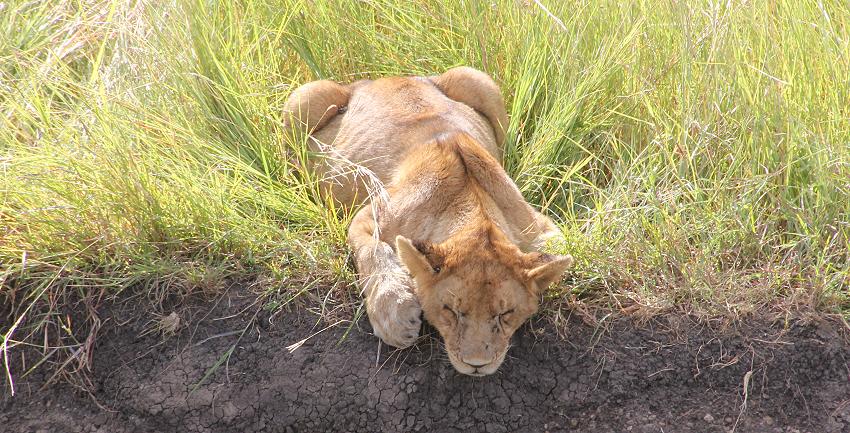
[526,254,574,292]
[396,236,437,280]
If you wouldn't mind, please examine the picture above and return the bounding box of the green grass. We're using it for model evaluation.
[2,0,849,387]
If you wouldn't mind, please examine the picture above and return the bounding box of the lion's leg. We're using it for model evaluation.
[348,203,422,348]
[282,80,350,136]
[282,80,357,205]
[430,67,509,153]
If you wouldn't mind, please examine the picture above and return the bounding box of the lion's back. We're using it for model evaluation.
[311,76,499,205]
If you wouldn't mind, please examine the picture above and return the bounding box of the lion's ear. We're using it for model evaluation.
[526,254,573,292]
[396,236,439,280]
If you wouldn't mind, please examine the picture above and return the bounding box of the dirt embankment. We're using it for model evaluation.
[2,288,849,433]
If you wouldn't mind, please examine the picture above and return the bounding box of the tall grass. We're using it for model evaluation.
[2,0,849,385]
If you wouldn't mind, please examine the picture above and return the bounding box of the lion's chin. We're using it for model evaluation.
[446,348,508,376]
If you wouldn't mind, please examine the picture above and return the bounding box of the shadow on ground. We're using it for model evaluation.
[2,288,849,433]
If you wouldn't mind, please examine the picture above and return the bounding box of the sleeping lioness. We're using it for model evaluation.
[283,67,573,376]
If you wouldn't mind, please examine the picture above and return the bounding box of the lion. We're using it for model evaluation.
[283,67,573,376]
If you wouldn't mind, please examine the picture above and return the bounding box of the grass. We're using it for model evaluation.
[1,0,849,390]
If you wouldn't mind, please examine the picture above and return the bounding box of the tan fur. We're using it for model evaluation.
[283,67,572,375]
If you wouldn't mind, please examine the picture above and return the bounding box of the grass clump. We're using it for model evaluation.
[1,0,849,389]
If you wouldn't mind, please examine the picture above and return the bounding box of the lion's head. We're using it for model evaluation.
[396,223,572,376]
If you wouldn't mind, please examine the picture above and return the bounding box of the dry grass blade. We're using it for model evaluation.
[286,320,347,353]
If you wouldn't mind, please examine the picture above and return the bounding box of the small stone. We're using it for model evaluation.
[703,413,715,423]
[569,418,579,428]
[762,416,774,425]
[160,312,181,334]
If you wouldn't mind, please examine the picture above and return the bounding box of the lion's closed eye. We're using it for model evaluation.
[442,304,460,322]
[493,309,514,320]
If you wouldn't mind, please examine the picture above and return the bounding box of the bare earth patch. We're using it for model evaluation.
[2,288,849,433]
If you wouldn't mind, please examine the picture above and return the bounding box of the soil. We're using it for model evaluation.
[2,288,849,433]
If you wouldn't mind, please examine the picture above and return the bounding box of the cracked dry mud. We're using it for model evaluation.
[2,289,849,433]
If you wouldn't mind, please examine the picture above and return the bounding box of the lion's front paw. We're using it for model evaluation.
[366,279,422,349]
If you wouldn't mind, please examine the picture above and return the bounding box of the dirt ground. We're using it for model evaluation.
[2,288,849,433]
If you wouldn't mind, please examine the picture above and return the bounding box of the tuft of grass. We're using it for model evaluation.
[2,0,849,391]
